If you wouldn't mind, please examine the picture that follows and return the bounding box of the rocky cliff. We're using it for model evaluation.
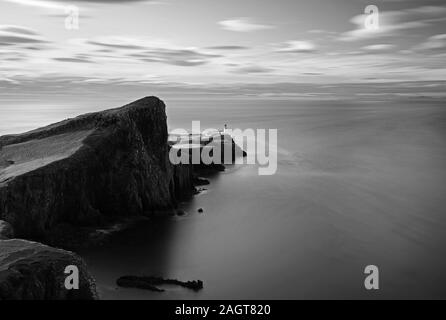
[0,239,97,300]
[0,96,248,300]
[0,97,193,244]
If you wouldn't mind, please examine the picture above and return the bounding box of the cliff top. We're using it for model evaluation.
[0,96,164,185]
[0,96,163,148]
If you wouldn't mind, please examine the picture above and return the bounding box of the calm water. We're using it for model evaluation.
[2,98,446,299]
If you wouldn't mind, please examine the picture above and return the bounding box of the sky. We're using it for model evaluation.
[0,0,446,99]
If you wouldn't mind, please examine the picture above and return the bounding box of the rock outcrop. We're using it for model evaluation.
[0,239,97,300]
[0,97,191,244]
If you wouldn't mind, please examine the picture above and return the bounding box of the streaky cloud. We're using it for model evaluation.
[219,17,275,32]
[207,46,250,50]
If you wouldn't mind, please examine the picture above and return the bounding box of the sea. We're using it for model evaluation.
[1,96,446,299]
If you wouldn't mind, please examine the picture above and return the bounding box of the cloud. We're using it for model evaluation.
[88,40,146,50]
[0,35,45,45]
[207,45,249,50]
[340,5,446,41]
[0,25,38,36]
[53,57,92,63]
[54,0,151,2]
[415,34,446,51]
[132,49,220,66]
[44,12,92,19]
[87,37,221,66]
[219,18,275,32]
[361,44,396,52]
[276,40,316,53]
[0,25,47,46]
[3,56,26,62]
[302,72,324,76]
[231,65,274,74]
[3,0,69,10]
[4,0,147,7]
[307,29,337,35]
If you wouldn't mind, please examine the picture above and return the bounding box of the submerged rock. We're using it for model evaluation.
[0,239,98,300]
[0,220,13,239]
[117,275,203,292]
[193,176,210,186]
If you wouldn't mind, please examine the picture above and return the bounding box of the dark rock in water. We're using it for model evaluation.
[117,275,203,292]
[198,208,204,213]
[0,239,98,300]
[0,220,14,239]
[196,187,207,194]
[176,209,186,216]
[194,163,225,176]
[193,176,210,186]
[117,276,164,292]
[0,97,194,246]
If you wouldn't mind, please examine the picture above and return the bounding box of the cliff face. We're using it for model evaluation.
[0,239,97,300]
[0,220,13,239]
[171,163,195,202]
[0,97,192,243]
